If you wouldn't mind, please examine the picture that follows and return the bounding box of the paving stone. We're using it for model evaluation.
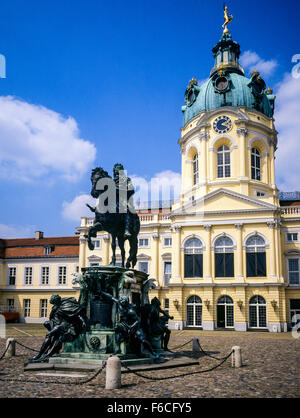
[0,331,298,398]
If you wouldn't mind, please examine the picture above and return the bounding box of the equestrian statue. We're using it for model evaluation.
[85,163,140,269]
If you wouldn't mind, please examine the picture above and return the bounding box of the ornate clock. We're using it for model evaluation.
[213,115,232,134]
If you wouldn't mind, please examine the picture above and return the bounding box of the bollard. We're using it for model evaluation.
[192,337,201,354]
[231,346,242,368]
[105,356,121,389]
[5,338,16,357]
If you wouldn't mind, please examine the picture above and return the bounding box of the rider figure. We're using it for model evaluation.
[113,163,135,239]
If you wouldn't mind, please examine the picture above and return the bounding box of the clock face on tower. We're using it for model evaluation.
[213,115,232,134]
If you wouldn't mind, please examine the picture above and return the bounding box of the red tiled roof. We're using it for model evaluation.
[1,236,79,258]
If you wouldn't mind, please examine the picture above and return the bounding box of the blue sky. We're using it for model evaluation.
[0,0,299,238]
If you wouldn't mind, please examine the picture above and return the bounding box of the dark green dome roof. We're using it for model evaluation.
[182,33,275,126]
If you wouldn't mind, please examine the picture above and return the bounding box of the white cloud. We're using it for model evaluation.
[274,73,300,191]
[0,223,35,238]
[132,170,182,209]
[62,170,182,221]
[240,50,278,78]
[62,194,97,222]
[0,96,96,182]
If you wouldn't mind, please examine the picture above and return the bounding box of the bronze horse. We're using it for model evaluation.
[85,166,140,269]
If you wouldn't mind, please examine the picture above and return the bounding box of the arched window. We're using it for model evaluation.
[215,236,234,277]
[251,148,261,180]
[184,238,203,278]
[193,154,199,185]
[246,236,266,277]
[217,145,231,178]
[186,296,202,327]
[217,296,234,328]
[249,296,267,328]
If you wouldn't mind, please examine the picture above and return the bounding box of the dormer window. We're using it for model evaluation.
[44,245,54,255]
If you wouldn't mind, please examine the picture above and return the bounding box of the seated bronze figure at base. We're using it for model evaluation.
[26,295,87,363]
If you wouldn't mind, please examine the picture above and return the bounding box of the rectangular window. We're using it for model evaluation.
[246,252,266,277]
[44,246,54,255]
[24,299,31,317]
[8,267,16,285]
[164,262,172,284]
[93,239,101,248]
[164,298,169,316]
[41,266,50,285]
[139,238,149,247]
[138,262,149,274]
[184,254,203,278]
[256,191,265,197]
[287,233,298,242]
[58,266,67,285]
[288,259,300,285]
[164,238,172,247]
[24,267,33,285]
[40,299,47,318]
[215,253,234,277]
[7,299,14,312]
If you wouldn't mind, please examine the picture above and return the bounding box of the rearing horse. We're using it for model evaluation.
[84,167,140,269]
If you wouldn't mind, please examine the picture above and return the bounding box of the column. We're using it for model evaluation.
[103,234,110,266]
[235,223,244,281]
[237,127,248,179]
[79,235,87,269]
[170,226,182,283]
[237,127,248,195]
[152,232,160,283]
[204,225,212,281]
[267,221,277,279]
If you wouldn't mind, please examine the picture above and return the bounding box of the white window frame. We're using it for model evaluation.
[287,257,300,286]
[57,265,67,285]
[255,189,266,197]
[7,266,17,286]
[92,238,101,249]
[40,299,48,318]
[286,232,299,243]
[7,299,15,312]
[251,147,261,181]
[217,145,231,178]
[40,265,50,285]
[163,261,172,285]
[163,237,172,247]
[138,238,150,248]
[24,299,31,317]
[138,261,149,274]
[186,296,202,327]
[193,153,199,185]
[24,266,33,286]
[248,296,267,329]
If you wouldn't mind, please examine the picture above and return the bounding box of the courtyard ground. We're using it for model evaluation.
[0,324,299,398]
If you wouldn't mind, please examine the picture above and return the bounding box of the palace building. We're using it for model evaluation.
[1,17,300,331]
[0,232,79,322]
[78,24,300,332]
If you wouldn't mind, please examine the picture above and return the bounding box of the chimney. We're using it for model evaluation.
[35,231,44,240]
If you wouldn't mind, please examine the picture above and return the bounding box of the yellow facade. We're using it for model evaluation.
[0,244,79,322]
[77,106,300,332]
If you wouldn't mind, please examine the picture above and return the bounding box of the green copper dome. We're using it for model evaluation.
[182,33,275,126]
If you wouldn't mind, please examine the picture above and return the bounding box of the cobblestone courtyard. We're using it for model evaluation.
[0,326,299,398]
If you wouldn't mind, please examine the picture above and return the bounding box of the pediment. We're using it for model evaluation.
[171,188,277,215]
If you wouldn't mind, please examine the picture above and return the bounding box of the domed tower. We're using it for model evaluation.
[178,10,278,207]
